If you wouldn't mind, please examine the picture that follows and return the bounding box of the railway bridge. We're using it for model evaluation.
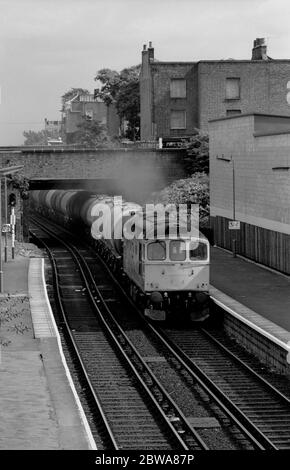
[0,146,189,240]
[1,147,188,201]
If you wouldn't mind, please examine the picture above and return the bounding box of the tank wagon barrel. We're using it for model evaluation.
[31,190,210,322]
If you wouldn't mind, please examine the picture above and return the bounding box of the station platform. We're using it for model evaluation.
[210,247,290,333]
[210,246,290,373]
[0,244,95,449]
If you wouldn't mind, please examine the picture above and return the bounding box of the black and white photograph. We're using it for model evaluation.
[0,0,290,462]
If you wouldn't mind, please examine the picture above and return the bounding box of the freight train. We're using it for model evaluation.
[31,190,210,322]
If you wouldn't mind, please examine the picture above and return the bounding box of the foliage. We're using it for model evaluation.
[7,173,30,199]
[94,65,140,140]
[94,69,120,105]
[183,129,209,174]
[150,172,209,227]
[69,120,111,147]
[23,129,58,146]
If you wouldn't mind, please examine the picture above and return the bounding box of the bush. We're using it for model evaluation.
[149,172,209,228]
[183,129,209,174]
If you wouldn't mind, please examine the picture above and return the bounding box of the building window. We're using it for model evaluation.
[170,110,186,129]
[226,109,241,117]
[225,78,240,100]
[170,79,186,98]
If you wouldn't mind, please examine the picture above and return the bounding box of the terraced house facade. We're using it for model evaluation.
[140,39,290,140]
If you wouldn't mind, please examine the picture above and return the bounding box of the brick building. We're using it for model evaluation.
[140,39,290,141]
[44,119,62,135]
[209,113,290,274]
[62,92,120,143]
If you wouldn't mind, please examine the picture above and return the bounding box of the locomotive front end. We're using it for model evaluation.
[143,236,210,322]
[123,234,210,322]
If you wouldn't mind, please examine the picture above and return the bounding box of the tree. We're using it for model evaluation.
[183,129,209,174]
[23,130,48,146]
[7,173,30,199]
[23,127,61,146]
[94,70,120,105]
[150,172,210,228]
[69,120,110,147]
[94,65,140,140]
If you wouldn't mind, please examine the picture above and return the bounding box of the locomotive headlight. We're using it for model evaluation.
[164,292,168,298]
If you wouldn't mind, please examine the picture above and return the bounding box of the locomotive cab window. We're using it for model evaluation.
[189,241,208,260]
[147,241,166,260]
[169,240,186,261]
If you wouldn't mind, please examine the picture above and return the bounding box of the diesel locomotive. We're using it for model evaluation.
[31,189,210,322]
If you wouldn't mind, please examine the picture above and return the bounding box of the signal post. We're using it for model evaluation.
[0,165,23,293]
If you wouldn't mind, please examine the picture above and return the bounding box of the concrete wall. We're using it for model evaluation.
[209,113,290,273]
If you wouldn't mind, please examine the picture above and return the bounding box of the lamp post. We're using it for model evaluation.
[4,176,8,262]
[0,177,2,292]
[0,165,24,293]
[216,155,238,257]
[231,157,237,257]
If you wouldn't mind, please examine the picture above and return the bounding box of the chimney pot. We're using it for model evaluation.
[147,41,154,61]
[143,44,147,51]
[251,37,268,60]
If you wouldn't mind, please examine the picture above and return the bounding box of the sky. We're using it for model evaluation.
[1,0,290,145]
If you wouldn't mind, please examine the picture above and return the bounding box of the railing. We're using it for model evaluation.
[0,141,189,153]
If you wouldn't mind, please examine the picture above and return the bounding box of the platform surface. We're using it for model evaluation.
[210,247,290,333]
[28,258,56,337]
[0,249,93,449]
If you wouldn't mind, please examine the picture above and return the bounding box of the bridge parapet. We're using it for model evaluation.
[1,147,186,179]
[1,148,188,199]
[0,147,189,242]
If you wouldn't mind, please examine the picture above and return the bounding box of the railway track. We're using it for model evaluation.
[30,218,208,451]
[31,215,290,450]
[160,327,290,450]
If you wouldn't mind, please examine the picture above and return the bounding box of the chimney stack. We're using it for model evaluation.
[251,38,268,60]
[148,41,154,60]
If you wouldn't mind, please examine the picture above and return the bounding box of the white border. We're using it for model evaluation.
[41,258,97,449]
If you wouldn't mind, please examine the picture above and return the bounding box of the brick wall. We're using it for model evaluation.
[1,148,186,181]
[65,101,119,140]
[140,49,290,138]
[209,113,290,273]
[198,61,290,131]
[140,49,154,140]
[210,114,290,231]
[1,147,188,241]
[151,63,198,138]
[222,309,290,376]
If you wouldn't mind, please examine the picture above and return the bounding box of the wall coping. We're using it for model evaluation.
[209,112,290,123]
